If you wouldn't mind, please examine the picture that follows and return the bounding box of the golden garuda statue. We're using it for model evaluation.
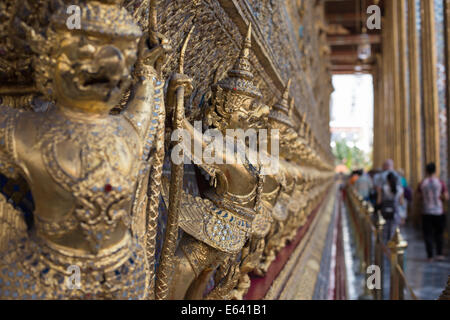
[161,24,272,300]
[0,0,170,299]
[0,0,334,301]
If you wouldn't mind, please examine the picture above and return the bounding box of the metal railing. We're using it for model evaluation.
[344,185,418,300]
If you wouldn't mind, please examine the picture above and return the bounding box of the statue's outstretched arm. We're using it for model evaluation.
[122,34,170,140]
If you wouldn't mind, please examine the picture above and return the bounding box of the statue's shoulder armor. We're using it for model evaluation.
[161,176,252,254]
[0,106,24,179]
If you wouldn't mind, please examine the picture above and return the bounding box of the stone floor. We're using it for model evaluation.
[403,226,450,300]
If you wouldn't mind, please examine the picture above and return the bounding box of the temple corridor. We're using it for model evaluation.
[325,0,450,300]
[339,187,450,300]
[1,0,450,302]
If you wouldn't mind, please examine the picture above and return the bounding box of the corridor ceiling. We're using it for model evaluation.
[324,0,384,74]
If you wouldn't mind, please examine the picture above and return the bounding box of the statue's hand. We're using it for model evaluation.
[166,73,193,115]
[135,33,172,76]
[169,73,193,96]
[206,260,240,300]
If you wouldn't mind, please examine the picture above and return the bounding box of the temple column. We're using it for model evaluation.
[383,2,401,164]
[421,0,440,173]
[407,0,423,190]
[381,14,393,162]
[389,0,403,170]
[444,0,450,243]
[373,57,380,168]
[397,0,410,181]
[379,23,387,164]
[379,50,388,166]
[373,54,385,169]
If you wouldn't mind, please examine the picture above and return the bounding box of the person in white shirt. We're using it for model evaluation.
[417,163,449,262]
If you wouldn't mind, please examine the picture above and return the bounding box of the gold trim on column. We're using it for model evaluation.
[407,0,423,189]
[444,0,450,244]
[445,1,450,179]
[398,0,411,180]
[373,54,385,169]
[382,15,392,162]
[388,0,403,170]
[421,0,440,173]
[373,57,380,168]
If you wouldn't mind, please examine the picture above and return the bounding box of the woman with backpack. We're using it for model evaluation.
[379,173,406,242]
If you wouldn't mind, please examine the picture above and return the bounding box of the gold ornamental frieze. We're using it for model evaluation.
[0,0,335,300]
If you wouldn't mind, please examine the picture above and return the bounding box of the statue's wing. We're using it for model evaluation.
[0,192,27,254]
[161,176,206,236]
[161,176,251,254]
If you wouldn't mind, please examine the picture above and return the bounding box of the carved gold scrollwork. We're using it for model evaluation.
[0,0,335,300]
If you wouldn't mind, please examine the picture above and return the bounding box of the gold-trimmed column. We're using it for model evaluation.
[380,49,388,165]
[444,0,450,245]
[377,52,386,167]
[388,0,402,170]
[421,0,440,173]
[397,0,410,180]
[373,54,385,169]
[383,3,400,163]
[373,57,380,168]
[407,0,423,190]
[382,14,394,162]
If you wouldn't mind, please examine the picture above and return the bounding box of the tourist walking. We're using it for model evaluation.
[355,170,373,202]
[378,172,406,242]
[418,163,449,262]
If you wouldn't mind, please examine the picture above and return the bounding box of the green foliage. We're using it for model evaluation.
[332,139,372,170]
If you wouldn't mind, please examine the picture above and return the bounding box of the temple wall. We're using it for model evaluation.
[0,0,336,300]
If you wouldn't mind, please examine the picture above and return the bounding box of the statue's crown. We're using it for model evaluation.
[51,0,142,38]
[214,24,262,99]
[269,79,296,128]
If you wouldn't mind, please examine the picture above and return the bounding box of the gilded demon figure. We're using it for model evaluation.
[0,0,168,299]
[0,0,334,301]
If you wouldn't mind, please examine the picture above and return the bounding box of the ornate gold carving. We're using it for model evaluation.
[0,0,168,299]
[0,0,335,300]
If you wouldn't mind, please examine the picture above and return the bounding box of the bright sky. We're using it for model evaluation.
[330,74,374,153]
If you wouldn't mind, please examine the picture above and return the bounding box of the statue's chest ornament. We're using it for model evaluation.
[38,115,145,253]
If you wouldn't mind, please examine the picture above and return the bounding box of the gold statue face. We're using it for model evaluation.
[53,31,139,114]
[209,89,254,130]
[228,100,253,130]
